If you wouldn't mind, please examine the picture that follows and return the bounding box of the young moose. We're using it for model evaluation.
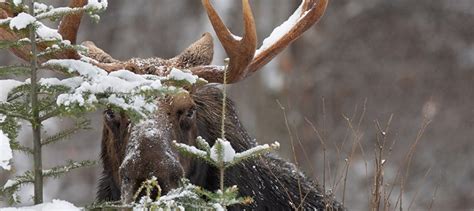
[0,0,343,209]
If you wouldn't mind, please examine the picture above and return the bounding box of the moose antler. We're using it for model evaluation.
[199,0,257,83]
[58,0,88,45]
[0,0,328,84]
[192,0,328,83]
[0,0,84,62]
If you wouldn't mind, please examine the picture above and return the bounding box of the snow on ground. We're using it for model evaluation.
[0,199,80,211]
[0,130,12,170]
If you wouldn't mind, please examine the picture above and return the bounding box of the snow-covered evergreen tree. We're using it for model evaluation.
[0,0,199,205]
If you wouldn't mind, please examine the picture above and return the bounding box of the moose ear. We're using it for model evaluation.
[169,33,214,69]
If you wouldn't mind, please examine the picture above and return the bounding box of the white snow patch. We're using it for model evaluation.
[12,0,22,6]
[0,130,13,170]
[9,12,35,30]
[212,203,225,211]
[36,23,62,40]
[173,141,207,157]
[107,94,156,113]
[34,2,49,14]
[86,0,108,10]
[109,69,147,82]
[38,78,62,87]
[167,68,198,84]
[39,77,82,89]
[0,17,12,25]
[45,59,106,78]
[0,199,80,211]
[3,179,16,189]
[57,93,84,107]
[235,144,269,160]
[232,34,242,41]
[234,141,279,160]
[0,79,24,102]
[210,138,235,163]
[255,1,305,56]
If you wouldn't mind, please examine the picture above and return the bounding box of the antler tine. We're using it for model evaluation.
[58,0,88,44]
[202,0,257,83]
[247,0,328,74]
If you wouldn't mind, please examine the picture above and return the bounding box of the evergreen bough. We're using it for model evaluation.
[0,0,197,205]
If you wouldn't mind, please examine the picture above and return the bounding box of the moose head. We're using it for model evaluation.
[102,91,200,203]
[0,0,342,209]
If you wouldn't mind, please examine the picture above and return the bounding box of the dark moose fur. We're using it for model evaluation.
[98,85,344,210]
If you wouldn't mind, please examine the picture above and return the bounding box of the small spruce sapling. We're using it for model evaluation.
[173,137,280,208]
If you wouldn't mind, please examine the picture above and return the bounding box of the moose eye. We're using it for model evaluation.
[186,107,196,118]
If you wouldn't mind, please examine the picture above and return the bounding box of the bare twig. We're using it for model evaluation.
[408,167,432,210]
[428,184,439,211]
[276,100,303,208]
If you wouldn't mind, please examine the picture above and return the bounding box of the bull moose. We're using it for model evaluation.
[0,0,344,209]
[97,0,343,209]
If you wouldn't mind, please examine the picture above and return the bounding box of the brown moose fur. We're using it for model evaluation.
[98,85,344,210]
